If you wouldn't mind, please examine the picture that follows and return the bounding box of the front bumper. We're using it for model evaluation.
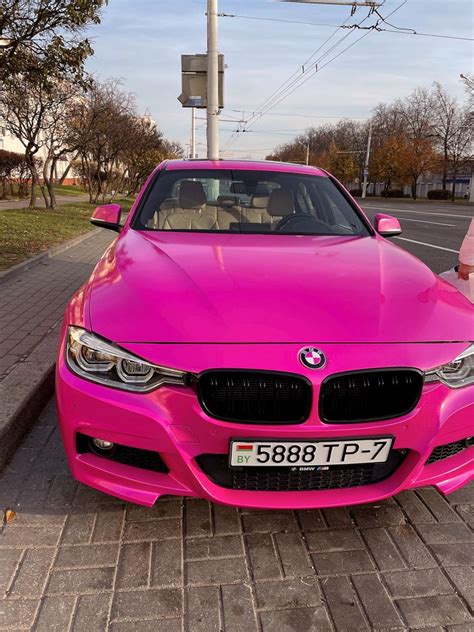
[56,340,474,508]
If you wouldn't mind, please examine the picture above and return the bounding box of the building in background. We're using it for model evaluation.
[0,118,76,184]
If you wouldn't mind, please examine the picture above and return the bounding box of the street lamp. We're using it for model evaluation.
[460,74,474,91]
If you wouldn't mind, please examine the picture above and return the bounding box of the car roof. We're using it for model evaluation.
[163,159,328,177]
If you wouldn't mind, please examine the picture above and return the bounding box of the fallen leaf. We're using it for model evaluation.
[3,509,16,525]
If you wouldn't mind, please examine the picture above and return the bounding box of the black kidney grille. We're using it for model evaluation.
[198,371,312,424]
[426,439,469,465]
[320,369,423,423]
[76,433,168,473]
[196,450,406,492]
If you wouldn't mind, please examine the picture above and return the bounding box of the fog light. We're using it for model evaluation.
[91,438,114,452]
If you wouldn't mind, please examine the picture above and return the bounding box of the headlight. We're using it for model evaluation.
[66,326,186,392]
[425,344,474,389]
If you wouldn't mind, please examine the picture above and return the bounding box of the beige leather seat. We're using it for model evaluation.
[240,195,271,224]
[217,209,240,230]
[214,195,241,229]
[196,203,240,230]
[149,199,176,228]
[217,195,240,208]
[266,189,295,223]
[161,181,218,230]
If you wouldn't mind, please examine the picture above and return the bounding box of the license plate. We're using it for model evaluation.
[229,437,393,468]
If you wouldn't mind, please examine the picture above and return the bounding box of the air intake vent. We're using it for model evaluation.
[196,450,406,491]
[319,369,423,423]
[198,371,312,424]
[426,439,472,465]
[76,433,168,473]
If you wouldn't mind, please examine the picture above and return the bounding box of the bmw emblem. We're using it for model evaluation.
[299,347,326,370]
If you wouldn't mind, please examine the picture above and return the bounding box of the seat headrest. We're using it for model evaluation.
[178,181,207,209]
[267,189,295,216]
[251,195,270,209]
[217,195,239,207]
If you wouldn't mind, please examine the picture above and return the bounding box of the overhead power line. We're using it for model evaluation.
[232,25,374,139]
[246,8,368,117]
[223,9,371,151]
[227,109,369,119]
[219,13,342,29]
[221,7,366,152]
[374,26,473,42]
[221,128,310,136]
[227,6,378,144]
[219,12,473,42]
[225,0,408,150]
[221,148,276,152]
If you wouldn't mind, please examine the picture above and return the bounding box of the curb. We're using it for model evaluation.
[361,198,474,208]
[0,228,102,284]
[0,326,59,471]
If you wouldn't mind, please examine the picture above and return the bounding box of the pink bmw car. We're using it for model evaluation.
[56,160,474,509]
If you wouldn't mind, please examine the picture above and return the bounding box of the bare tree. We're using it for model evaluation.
[460,73,474,107]
[267,119,365,185]
[70,80,184,202]
[121,116,165,196]
[370,103,409,191]
[268,85,470,199]
[0,72,82,207]
[445,105,473,200]
[40,81,83,207]
[388,88,437,199]
[0,75,51,207]
[431,83,459,190]
[69,80,137,203]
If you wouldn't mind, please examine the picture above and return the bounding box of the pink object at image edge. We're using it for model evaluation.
[460,218,474,265]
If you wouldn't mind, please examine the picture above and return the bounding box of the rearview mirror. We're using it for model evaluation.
[374,213,402,237]
[91,204,122,232]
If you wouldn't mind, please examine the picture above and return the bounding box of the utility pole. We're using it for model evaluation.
[190,107,196,158]
[306,141,310,166]
[207,0,219,160]
[362,123,373,199]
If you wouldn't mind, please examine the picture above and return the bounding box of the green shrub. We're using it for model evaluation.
[381,189,405,198]
[427,189,451,200]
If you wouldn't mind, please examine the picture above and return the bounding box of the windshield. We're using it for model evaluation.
[134,169,370,236]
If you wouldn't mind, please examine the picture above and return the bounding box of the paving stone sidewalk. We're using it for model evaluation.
[0,400,472,632]
[0,230,114,381]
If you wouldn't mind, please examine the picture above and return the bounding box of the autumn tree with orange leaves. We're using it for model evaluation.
[268,83,471,200]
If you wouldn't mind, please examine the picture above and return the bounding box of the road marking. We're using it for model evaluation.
[398,217,456,227]
[364,207,473,221]
[395,237,459,253]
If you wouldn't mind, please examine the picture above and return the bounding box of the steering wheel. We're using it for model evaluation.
[275,213,330,233]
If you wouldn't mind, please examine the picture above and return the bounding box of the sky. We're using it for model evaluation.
[86,0,473,159]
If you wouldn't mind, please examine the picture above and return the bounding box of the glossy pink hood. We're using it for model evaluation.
[87,229,474,344]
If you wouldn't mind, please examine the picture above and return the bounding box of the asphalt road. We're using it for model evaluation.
[361,200,473,274]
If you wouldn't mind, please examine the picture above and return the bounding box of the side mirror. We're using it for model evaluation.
[91,204,122,232]
[375,213,402,237]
